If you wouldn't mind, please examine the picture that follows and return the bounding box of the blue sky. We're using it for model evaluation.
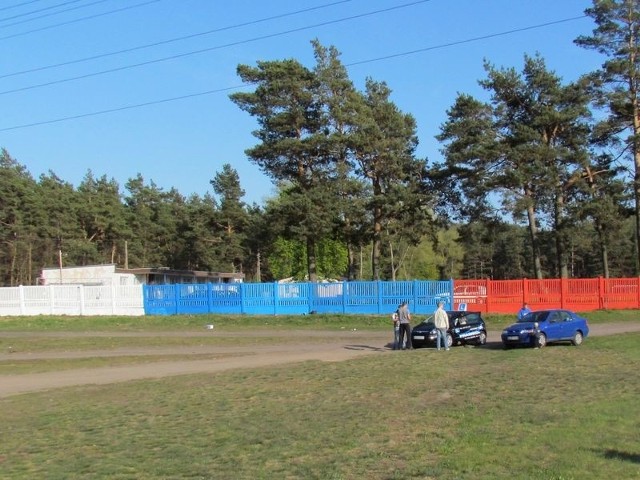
[0,0,601,206]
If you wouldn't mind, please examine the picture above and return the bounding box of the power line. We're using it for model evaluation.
[346,15,589,66]
[0,15,589,133]
[0,0,114,28]
[0,0,160,41]
[0,0,353,78]
[0,0,86,23]
[0,85,246,131]
[0,0,47,13]
[0,0,433,96]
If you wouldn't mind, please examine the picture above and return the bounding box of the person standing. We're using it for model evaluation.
[518,302,531,320]
[434,301,449,351]
[397,301,412,350]
[391,308,401,350]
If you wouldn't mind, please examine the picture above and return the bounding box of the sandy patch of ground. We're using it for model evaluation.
[1,323,638,398]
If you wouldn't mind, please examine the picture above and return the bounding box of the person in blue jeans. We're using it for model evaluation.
[433,301,449,351]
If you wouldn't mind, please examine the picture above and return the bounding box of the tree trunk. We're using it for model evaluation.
[389,240,396,281]
[630,40,640,275]
[634,142,640,275]
[596,222,610,278]
[346,243,357,281]
[306,236,318,282]
[9,239,17,286]
[525,192,543,279]
[372,212,382,280]
[555,190,569,278]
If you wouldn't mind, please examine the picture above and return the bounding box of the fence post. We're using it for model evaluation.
[206,283,213,314]
[174,284,180,315]
[448,278,454,310]
[240,283,247,315]
[484,278,490,314]
[77,285,84,316]
[598,276,605,310]
[273,282,279,315]
[560,277,568,309]
[522,278,528,306]
[49,285,55,315]
[308,282,315,314]
[111,285,117,315]
[377,280,383,314]
[341,281,347,314]
[19,285,25,315]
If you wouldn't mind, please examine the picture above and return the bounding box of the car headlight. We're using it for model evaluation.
[502,329,509,335]
[454,328,460,334]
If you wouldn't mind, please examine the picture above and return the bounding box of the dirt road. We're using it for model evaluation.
[1,323,639,398]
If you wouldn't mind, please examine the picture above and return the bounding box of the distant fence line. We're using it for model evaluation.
[143,280,454,316]
[0,278,638,317]
[0,284,144,316]
[143,277,640,316]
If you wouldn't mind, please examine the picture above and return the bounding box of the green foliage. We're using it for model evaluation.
[267,237,307,280]
[5,25,640,283]
[267,237,348,280]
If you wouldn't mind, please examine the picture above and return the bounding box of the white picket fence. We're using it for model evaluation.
[0,284,144,316]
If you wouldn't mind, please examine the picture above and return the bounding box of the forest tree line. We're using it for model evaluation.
[1,1,639,286]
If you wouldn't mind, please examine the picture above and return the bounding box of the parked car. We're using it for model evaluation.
[411,311,487,349]
[501,309,589,348]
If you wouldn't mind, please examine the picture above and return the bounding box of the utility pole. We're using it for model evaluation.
[255,251,261,282]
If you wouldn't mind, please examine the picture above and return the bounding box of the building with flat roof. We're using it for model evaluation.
[39,264,244,286]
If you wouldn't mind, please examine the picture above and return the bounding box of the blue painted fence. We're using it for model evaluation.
[143,280,454,316]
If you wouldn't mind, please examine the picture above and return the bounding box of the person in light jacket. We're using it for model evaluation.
[434,301,449,351]
[397,301,412,350]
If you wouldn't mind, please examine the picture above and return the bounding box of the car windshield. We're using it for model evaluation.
[517,311,549,323]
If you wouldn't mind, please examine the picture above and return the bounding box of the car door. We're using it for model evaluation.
[543,311,564,341]
[454,313,480,342]
[557,310,574,339]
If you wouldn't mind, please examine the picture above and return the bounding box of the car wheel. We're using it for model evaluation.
[446,333,453,348]
[536,333,547,348]
[571,331,584,346]
[477,331,487,346]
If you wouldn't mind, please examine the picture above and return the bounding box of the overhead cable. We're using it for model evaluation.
[0,0,114,28]
[0,15,589,133]
[0,85,246,131]
[0,0,86,23]
[0,0,432,95]
[0,0,353,78]
[0,0,47,13]
[0,0,160,40]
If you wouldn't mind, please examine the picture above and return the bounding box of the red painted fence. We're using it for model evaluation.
[453,277,640,314]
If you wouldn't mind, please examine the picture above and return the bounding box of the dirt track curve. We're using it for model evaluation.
[1,323,639,398]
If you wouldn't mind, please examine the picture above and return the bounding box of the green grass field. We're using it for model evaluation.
[1,311,639,479]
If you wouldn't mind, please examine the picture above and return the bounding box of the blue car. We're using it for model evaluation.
[501,309,589,348]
